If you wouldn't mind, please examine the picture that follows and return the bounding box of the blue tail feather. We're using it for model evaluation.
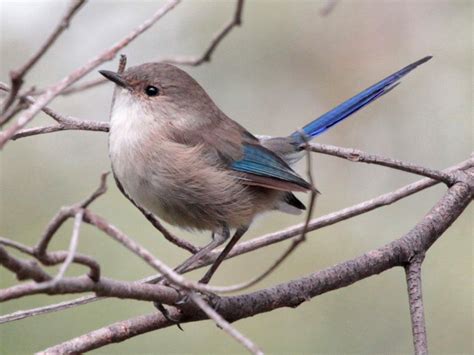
[291,56,432,143]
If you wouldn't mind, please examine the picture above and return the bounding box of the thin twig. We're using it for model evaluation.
[0,237,99,283]
[34,173,108,258]
[189,292,263,355]
[319,0,340,16]
[163,0,244,66]
[1,0,87,115]
[0,295,100,324]
[306,142,455,185]
[49,210,85,285]
[405,254,428,355]
[56,77,107,96]
[216,156,473,262]
[0,81,109,139]
[0,94,29,126]
[0,237,35,255]
[79,210,246,295]
[11,121,109,140]
[113,176,199,254]
[81,210,202,287]
[0,0,181,148]
[33,0,245,97]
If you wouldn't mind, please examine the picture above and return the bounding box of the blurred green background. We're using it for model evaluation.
[0,0,472,354]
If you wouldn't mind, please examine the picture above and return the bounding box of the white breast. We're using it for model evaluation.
[108,93,167,217]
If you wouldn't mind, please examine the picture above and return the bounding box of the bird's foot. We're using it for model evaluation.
[153,301,184,331]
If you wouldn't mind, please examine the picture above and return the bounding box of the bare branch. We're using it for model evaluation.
[32,0,245,96]
[189,292,263,355]
[40,250,101,282]
[0,246,51,282]
[2,158,471,323]
[79,209,246,295]
[11,120,108,140]
[405,254,428,355]
[217,157,473,262]
[35,173,108,257]
[0,237,35,255]
[0,294,99,324]
[1,0,87,115]
[0,82,109,139]
[0,0,181,148]
[0,275,180,304]
[113,176,199,254]
[306,142,456,185]
[56,77,106,96]
[0,93,29,126]
[162,0,244,66]
[47,210,85,286]
[39,178,473,353]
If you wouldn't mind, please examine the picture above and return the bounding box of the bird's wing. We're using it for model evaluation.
[167,119,311,192]
[230,142,311,192]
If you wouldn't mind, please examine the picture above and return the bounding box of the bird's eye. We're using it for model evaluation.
[145,85,159,97]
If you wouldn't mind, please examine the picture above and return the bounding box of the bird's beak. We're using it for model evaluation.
[99,70,131,90]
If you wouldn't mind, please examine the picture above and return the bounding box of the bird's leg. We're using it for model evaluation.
[199,225,249,285]
[153,224,230,285]
[172,224,230,276]
[153,225,230,327]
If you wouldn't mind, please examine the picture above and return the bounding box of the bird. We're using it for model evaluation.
[99,55,432,284]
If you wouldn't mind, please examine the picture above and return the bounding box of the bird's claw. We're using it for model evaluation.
[153,301,184,331]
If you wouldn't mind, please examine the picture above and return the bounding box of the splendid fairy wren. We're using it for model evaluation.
[99,56,431,283]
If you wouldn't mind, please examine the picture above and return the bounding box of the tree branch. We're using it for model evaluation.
[162,0,244,66]
[405,254,428,355]
[0,0,181,148]
[306,142,456,185]
[189,292,263,355]
[43,209,85,288]
[0,246,51,283]
[1,0,87,115]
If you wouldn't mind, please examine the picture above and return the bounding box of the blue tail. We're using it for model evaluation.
[290,56,432,144]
